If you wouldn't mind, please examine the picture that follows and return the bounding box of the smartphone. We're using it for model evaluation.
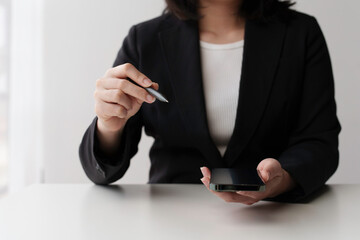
[209,168,266,192]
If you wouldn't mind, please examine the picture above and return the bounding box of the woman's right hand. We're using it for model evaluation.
[94,63,158,149]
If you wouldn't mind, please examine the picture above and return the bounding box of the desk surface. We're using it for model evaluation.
[0,184,359,240]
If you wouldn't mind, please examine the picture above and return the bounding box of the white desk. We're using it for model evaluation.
[0,184,359,240]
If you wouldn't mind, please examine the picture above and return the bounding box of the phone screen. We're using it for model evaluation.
[209,168,265,192]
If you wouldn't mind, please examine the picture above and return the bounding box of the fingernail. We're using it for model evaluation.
[264,172,270,182]
[143,78,152,86]
[146,94,155,103]
[200,167,206,176]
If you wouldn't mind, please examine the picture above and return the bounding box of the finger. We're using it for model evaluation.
[97,78,131,90]
[152,82,159,91]
[106,63,155,88]
[200,166,211,178]
[257,158,282,183]
[200,176,211,189]
[236,190,266,201]
[95,101,127,119]
[95,89,132,110]
[120,81,155,104]
[97,77,122,90]
[101,79,155,104]
[98,77,159,92]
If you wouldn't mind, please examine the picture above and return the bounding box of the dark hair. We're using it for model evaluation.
[165,0,295,21]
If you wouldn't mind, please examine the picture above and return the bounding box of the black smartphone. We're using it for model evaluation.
[209,168,266,192]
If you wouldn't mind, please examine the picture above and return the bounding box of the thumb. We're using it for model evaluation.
[257,158,282,183]
[258,169,270,183]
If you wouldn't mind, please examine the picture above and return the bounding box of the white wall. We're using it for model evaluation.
[42,0,164,183]
[9,0,44,192]
[41,0,360,184]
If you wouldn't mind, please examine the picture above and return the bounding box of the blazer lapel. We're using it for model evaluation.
[223,19,287,166]
[159,17,224,168]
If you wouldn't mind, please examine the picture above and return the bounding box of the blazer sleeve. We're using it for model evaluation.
[79,25,143,184]
[276,17,341,201]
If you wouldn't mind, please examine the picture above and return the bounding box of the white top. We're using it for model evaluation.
[0,184,358,240]
[200,40,244,156]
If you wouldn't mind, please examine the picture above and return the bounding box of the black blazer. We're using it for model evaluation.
[79,10,340,201]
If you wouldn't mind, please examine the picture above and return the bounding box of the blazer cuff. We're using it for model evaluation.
[275,150,321,202]
[84,117,131,183]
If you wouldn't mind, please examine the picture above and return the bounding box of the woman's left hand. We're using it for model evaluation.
[200,158,295,205]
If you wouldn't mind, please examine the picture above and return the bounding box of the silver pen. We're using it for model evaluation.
[145,87,169,103]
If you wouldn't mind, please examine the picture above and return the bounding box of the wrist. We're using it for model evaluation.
[280,169,296,194]
[96,119,125,154]
[97,118,125,135]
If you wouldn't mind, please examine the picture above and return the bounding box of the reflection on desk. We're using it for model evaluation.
[0,184,359,240]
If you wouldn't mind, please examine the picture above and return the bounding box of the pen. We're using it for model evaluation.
[145,87,169,103]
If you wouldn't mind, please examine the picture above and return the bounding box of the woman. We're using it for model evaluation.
[79,0,340,204]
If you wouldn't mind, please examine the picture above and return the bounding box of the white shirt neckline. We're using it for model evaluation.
[199,40,244,50]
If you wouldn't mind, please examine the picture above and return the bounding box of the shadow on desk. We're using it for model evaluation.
[228,185,339,225]
[79,184,340,231]
[87,183,210,200]
[299,185,332,203]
